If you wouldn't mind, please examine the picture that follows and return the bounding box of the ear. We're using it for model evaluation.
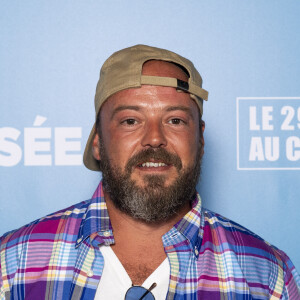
[92,133,101,161]
[200,120,205,145]
[199,120,205,157]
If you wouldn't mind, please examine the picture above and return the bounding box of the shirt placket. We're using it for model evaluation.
[163,228,198,300]
[69,231,113,300]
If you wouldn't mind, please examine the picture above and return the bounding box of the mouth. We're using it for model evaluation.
[139,161,168,168]
[125,148,182,174]
[136,160,171,171]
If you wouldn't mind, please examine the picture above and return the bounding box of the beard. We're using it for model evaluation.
[99,143,202,223]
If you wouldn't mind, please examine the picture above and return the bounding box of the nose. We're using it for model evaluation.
[141,121,167,148]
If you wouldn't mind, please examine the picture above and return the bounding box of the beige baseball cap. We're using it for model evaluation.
[84,44,208,171]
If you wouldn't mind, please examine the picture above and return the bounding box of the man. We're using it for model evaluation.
[0,45,299,299]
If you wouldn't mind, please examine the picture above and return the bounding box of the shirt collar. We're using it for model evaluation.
[76,181,114,248]
[76,181,204,255]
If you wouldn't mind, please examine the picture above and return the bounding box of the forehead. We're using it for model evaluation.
[100,84,199,119]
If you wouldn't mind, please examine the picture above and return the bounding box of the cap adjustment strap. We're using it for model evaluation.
[140,75,208,100]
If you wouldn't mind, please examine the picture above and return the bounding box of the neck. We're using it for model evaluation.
[103,189,192,285]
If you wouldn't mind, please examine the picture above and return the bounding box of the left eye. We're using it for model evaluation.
[168,118,185,125]
[121,119,137,125]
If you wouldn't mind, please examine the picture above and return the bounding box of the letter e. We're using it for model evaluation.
[24,128,52,166]
[262,106,274,130]
[55,127,82,166]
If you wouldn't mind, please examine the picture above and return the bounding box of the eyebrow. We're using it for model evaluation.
[111,105,140,120]
[111,105,194,119]
[166,106,194,118]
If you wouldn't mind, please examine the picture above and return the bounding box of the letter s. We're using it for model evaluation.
[0,127,22,166]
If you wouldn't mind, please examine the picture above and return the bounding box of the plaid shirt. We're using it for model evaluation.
[1,182,299,299]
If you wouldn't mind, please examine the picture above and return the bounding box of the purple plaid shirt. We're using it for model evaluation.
[1,182,299,299]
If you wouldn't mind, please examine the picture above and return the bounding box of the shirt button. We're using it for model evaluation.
[87,270,94,277]
[195,247,199,256]
[103,231,110,237]
[77,236,83,243]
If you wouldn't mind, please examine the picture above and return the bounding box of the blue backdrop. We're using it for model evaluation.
[1,1,299,272]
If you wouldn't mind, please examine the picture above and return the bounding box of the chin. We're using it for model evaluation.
[136,175,176,189]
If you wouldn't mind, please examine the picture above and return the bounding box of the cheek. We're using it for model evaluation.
[169,129,199,160]
[182,140,199,165]
[102,129,141,167]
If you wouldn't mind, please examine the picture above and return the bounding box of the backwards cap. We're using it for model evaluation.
[84,44,208,171]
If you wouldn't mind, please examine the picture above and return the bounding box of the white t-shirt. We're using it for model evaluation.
[95,245,170,299]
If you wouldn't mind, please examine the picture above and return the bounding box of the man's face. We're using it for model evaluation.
[93,61,205,222]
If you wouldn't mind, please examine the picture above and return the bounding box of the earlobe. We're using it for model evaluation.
[92,133,101,161]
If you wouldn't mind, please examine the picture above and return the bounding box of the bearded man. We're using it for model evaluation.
[0,45,299,300]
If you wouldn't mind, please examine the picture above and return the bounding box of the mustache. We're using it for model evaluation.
[125,148,182,173]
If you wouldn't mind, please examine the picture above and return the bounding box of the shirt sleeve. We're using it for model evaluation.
[0,236,5,300]
[280,251,300,299]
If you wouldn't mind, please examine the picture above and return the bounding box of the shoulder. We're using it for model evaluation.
[202,208,288,263]
[201,209,300,296]
[0,199,94,297]
[0,199,91,253]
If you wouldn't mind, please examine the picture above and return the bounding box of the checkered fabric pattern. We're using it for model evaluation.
[1,182,299,299]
